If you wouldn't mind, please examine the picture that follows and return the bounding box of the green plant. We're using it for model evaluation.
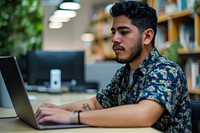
[165,40,182,65]
[0,0,43,56]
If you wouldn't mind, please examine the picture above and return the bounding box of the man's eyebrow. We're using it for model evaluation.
[111,26,130,31]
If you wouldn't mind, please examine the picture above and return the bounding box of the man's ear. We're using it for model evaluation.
[143,28,154,46]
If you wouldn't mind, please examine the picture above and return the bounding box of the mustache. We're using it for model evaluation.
[112,44,125,50]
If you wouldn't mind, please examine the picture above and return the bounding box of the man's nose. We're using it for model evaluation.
[112,33,121,43]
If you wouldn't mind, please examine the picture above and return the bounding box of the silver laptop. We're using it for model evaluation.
[0,56,88,129]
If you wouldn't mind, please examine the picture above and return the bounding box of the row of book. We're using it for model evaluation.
[177,0,195,11]
[155,23,195,50]
[179,24,195,50]
[152,0,195,15]
[155,25,169,50]
[185,59,200,89]
[91,19,112,40]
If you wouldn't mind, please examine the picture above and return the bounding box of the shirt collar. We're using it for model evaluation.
[138,48,160,76]
[124,48,161,76]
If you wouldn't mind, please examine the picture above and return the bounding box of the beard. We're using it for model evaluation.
[114,37,142,64]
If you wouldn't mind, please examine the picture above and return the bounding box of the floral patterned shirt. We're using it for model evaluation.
[96,48,192,132]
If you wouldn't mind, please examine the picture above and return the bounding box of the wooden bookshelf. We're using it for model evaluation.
[178,48,200,54]
[146,0,200,98]
[170,9,193,19]
[189,89,200,95]
[88,0,200,61]
[87,0,200,98]
[150,0,200,50]
[195,13,200,48]
[189,89,200,101]
[158,14,168,23]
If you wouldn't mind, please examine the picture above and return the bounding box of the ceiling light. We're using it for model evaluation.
[49,22,63,29]
[54,10,77,18]
[60,2,81,10]
[49,15,70,22]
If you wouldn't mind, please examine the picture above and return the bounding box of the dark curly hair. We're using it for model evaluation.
[110,1,157,47]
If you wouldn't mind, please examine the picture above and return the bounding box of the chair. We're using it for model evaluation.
[191,100,200,133]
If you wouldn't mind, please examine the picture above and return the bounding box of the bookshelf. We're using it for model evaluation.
[149,0,200,99]
[88,0,200,98]
[89,9,114,60]
[88,0,200,58]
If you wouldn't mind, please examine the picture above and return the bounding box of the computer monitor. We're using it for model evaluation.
[27,50,85,87]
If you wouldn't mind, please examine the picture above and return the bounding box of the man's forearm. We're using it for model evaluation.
[80,104,145,127]
[60,96,102,111]
[79,100,164,127]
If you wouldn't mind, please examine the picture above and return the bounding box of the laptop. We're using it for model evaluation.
[0,56,88,129]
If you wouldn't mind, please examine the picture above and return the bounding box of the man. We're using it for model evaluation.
[35,1,192,132]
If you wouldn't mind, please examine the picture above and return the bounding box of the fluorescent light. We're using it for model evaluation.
[60,2,81,10]
[49,22,63,29]
[54,10,77,18]
[49,15,70,22]
[81,33,94,42]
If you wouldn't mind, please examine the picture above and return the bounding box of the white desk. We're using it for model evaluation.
[0,92,161,133]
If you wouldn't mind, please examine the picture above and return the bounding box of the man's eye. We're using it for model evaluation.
[120,31,129,35]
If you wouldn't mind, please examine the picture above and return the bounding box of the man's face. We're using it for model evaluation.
[111,15,142,64]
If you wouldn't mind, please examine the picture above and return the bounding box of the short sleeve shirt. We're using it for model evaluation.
[96,48,192,132]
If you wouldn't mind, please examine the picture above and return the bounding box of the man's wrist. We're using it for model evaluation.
[74,110,83,124]
[69,112,74,124]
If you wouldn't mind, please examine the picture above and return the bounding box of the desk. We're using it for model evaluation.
[0,92,161,133]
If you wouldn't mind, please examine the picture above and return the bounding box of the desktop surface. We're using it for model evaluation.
[0,92,161,133]
[0,118,160,133]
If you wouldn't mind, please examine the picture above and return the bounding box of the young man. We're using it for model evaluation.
[35,1,192,132]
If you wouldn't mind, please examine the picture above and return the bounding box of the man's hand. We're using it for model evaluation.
[35,103,71,124]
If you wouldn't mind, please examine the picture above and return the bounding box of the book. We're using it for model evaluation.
[155,25,169,50]
[177,0,195,11]
[179,24,194,49]
[154,0,168,15]
[185,58,200,89]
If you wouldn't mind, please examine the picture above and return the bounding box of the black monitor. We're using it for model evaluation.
[27,50,85,87]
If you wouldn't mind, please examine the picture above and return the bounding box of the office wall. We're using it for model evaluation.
[85,61,123,90]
